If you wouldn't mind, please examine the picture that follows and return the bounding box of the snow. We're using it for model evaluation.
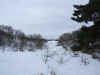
[0,52,47,75]
[0,41,100,75]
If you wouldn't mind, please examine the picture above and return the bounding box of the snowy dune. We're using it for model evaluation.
[0,41,100,75]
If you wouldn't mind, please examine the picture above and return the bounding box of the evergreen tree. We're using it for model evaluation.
[71,0,100,55]
[71,0,100,24]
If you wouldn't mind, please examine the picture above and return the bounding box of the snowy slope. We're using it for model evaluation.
[0,41,100,75]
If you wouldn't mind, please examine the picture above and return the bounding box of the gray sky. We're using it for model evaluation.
[0,0,89,39]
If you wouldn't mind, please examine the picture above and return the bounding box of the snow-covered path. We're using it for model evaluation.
[0,41,100,75]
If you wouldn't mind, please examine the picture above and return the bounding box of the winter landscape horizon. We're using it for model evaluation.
[0,0,100,75]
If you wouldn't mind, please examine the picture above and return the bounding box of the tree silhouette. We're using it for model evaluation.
[71,0,100,24]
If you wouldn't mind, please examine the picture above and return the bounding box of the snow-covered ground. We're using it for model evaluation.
[0,41,100,75]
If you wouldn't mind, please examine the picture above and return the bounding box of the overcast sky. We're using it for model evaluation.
[0,0,89,38]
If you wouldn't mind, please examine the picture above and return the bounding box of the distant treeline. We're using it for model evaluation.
[0,25,47,52]
[58,25,100,59]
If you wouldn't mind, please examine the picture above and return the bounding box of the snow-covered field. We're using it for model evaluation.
[0,41,100,75]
